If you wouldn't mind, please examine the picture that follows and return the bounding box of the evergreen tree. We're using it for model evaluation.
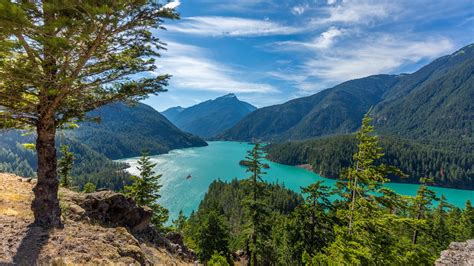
[411,177,438,244]
[58,145,75,189]
[196,211,230,263]
[0,0,177,228]
[208,252,230,266]
[460,200,474,239]
[291,181,334,259]
[173,210,187,235]
[430,195,453,250]
[324,113,406,264]
[83,182,96,193]
[124,153,169,229]
[243,143,271,265]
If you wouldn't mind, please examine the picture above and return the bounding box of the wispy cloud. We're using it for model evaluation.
[270,35,454,93]
[165,16,302,37]
[155,41,277,93]
[312,0,394,25]
[275,27,344,50]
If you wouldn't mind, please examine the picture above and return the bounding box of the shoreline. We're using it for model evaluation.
[296,164,313,171]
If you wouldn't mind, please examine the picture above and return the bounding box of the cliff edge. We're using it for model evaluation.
[0,173,196,265]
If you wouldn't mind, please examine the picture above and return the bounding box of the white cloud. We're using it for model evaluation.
[162,0,181,10]
[165,16,303,37]
[155,41,277,93]
[308,37,454,82]
[313,1,393,25]
[327,0,337,5]
[292,4,309,15]
[270,35,454,93]
[272,27,344,51]
[310,27,343,49]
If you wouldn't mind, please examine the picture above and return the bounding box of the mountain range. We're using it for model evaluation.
[162,93,257,138]
[220,44,474,143]
[71,102,207,159]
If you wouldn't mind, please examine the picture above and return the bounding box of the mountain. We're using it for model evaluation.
[161,106,185,121]
[71,102,208,159]
[162,93,257,138]
[220,44,474,142]
[373,44,474,141]
[220,75,399,141]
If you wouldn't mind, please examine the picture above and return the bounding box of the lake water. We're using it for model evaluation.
[120,141,473,221]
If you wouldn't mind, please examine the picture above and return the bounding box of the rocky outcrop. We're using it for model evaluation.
[0,173,197,265]
[73,191,153,232]
[436,240,474,266]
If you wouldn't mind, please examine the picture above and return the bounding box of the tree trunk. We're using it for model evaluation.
[32,116,62,228]
[412,205,423,244]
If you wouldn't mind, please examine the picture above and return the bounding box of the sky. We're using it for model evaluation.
[145,0,474,111]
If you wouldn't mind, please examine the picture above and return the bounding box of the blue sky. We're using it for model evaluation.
[145,0,474,111]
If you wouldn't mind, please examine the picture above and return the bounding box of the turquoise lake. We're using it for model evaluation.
[120,141,473,221]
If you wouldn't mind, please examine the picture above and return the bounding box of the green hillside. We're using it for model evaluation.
[73,102,207,159]
[220,75,398,141]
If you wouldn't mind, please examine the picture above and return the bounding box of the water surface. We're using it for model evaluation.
[120,141,473,221]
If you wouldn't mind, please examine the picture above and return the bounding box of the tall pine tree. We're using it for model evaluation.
[243,143,271,266]
[0,0,177,228]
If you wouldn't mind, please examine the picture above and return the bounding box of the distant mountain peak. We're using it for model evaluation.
[219,93,237,99]
[162,93,257,138]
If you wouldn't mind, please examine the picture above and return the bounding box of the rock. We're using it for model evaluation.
[166,231,185,246]
[67,203,86,221]
[436,239,474,266]
[75,190,152,233]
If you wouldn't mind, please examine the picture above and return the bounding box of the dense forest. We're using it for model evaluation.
[177,116,474,265]
[0,131,131,191]
[72,102,207,159]
[266,135,474,189]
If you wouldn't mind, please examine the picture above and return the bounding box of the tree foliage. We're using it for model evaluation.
[124,152,169,229]
[0,0,177,227]
[58,144,74,188]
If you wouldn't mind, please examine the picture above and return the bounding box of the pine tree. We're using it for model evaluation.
[243,143,271,265]
[460,200,474,239]
[83,182,96,193]
[58,145,75,189]
[431,195,453,250]
[411,177,438,244]
[196,211,230,263]
[124,152,169,229]
[324,113,406,264]
[173,210,187,234]
[0,0,177,228]
[294,181,333,257]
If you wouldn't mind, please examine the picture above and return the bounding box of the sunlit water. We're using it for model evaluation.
[119,141,473,221]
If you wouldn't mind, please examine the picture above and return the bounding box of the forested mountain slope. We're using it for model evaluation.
[373,44,474,140]
[265,135,474,189]
[220,44,474,142]
[162,94,257,138]
[0,131,131,190]
[72,102,207,159]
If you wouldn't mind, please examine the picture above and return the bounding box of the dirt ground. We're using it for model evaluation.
[0,173,194,265]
